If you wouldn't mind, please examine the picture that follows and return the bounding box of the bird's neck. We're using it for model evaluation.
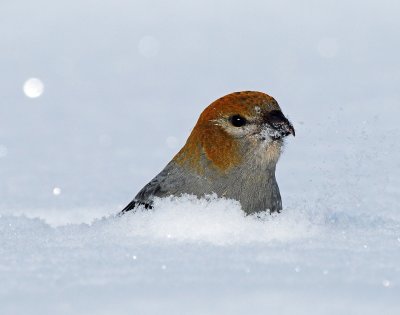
[173,124,242,173]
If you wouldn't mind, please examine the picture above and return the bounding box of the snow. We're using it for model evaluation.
[1,0,400,314]
[1,197,399,314]
[23,78,45,98]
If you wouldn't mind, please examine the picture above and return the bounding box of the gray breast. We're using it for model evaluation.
[132,156,282,215]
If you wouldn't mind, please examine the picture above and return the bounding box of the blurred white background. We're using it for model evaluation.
[1,0,399,212]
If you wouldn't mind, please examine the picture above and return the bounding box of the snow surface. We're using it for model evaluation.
[1,0,400,314]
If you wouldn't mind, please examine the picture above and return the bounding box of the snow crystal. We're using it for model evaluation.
[52,187,61,196]
[23,78,44,98]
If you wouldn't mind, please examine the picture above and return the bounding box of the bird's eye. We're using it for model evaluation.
[229,115,247,127]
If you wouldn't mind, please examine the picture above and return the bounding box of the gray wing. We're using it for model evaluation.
[120,158,213,215]
[120,162,180,214]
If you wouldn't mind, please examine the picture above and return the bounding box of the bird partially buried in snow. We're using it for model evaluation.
[121,91,295,215]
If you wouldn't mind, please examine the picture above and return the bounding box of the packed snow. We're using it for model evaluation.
[1,0,400,314]
[1,194,399,314]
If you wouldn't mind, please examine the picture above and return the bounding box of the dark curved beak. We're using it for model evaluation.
[264,110,295,138]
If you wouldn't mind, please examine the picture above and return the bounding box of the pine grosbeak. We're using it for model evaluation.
[121,91,294,215]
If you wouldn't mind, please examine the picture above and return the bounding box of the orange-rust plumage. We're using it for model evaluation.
[174,91,281,172]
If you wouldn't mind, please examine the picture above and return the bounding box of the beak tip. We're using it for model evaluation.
[290,126,295,137]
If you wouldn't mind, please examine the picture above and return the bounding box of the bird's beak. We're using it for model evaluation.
[264,110,295,138]
[286,123,296,137]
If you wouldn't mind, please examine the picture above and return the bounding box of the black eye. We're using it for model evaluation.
[229,115,247,127]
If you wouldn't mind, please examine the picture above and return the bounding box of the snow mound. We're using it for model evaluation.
[1,196,400,315]
[118,194,320,245]
[3,194,398,249]
[1,195,321,246]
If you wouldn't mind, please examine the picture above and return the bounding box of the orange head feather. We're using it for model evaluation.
[173,91,285,173]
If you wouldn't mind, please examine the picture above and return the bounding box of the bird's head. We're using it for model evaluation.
[174,91,295,173]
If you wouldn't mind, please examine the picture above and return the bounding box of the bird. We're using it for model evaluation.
[120,91,295,215]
